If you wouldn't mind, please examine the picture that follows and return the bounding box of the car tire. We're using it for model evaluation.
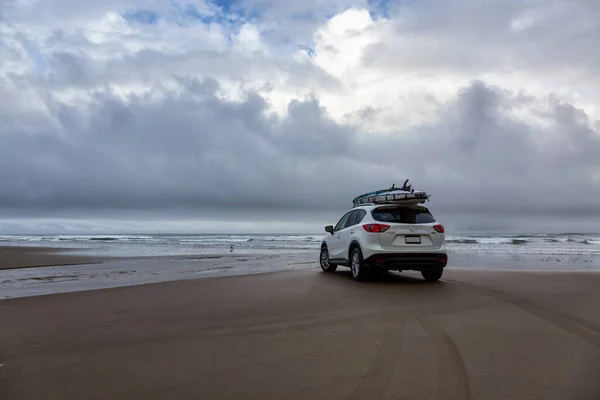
[320,246,337,272]
[421,266,443,282]
[350,247,368,281]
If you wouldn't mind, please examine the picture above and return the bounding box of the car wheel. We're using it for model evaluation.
[350,247,367,281]
[421,266,443,282]
[320,246,337,272]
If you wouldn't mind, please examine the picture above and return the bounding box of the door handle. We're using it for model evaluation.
[350,230,354,234]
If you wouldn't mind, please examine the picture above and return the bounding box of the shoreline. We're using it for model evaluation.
[0,247,318,300]
[2,244,599,301]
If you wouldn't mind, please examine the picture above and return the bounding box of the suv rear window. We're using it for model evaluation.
[371,207,436,224]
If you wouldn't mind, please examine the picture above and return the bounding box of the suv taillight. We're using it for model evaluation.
[433,224,445,233]
[362,224,390,233]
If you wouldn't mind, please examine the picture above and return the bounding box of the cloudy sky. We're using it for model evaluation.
[1,0,600,234]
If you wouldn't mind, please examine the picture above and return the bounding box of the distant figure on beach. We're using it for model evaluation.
[230,245,234,253]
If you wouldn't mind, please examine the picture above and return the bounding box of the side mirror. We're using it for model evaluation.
[325,225,334,234]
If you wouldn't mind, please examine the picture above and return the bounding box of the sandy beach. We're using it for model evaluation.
[0,246,113,270]
[1,247,600,400]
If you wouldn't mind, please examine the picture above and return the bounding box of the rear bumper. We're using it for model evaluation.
[364,252,448,271]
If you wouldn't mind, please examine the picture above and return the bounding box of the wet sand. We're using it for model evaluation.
[2,266,600,400]
[0,246,110,270]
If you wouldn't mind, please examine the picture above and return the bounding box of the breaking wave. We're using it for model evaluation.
[1,233,599,256]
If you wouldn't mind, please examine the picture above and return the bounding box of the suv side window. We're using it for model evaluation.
[333,211,353,232]
[345,211,359,228]
[352,209,366,226]
[346,210,360,227]
[345,210,356,227]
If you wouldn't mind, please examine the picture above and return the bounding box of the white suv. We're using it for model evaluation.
[319,203,448,281]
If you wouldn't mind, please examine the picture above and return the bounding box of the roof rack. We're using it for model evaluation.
[352,201,429,208]
[353,202,376,207]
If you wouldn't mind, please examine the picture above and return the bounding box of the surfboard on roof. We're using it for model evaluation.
[352,179,430,207]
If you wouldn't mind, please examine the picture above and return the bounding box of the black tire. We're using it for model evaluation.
[320,246,337,272]
[350,247,368,281]
[421,266,443,282]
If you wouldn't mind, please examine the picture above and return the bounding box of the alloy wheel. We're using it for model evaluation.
[320,248,330,270]
[351,252,360,278]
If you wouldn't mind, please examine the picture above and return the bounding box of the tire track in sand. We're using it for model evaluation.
[348,318,405,400]
[446,279,600,349]
[418,317,473,400]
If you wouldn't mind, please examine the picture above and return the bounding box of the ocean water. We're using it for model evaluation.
[2,232,599,299]
[1,232,600,257]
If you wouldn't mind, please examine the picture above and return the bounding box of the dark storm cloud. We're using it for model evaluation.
[1,77,600,229]
[0,80,357,213]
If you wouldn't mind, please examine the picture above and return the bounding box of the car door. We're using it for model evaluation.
[329,211,354,260]
[337,210,360,260]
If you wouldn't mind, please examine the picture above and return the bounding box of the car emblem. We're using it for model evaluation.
[410,226,417,232]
